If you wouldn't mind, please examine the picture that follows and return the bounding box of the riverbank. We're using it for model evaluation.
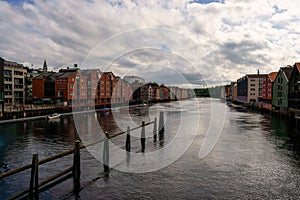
[228,100,300,128]
[0,98,183,123]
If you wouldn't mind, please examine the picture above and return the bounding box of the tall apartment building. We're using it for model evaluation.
[3,59,26,106]
[0,58,4,113]
[237,73,268,103]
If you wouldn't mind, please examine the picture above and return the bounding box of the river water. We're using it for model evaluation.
[1,98,300,199]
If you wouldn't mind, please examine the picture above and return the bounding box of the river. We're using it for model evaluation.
[1,98,300,199]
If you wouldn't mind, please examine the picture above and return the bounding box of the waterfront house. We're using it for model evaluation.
[160,85,170,100]
[97,72,116,107]
[233,83,237,101]
[288,63,300,112]
[272,66,293,114]
[55,68,78,106]
[225,82,236,101]
[261,72,277,111]
[224,84,231,101]
[33,72,60,104]
[81,69,101,107]
[237,73,268,104]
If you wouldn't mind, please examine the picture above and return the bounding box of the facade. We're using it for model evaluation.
[55,68,78,106]
[25,68,42,104]
[233,83,237,100]
[32,72,59,102]
[169,86,179,100]
[261,72,277,111]
[81,69,101,106]
[247,74,268,103]
[160,85,170,100]
[237,73,267,103]
[272,66,293,113]
[97,72,116,106]
[111,76,132,105]
[288,63,300,111]
[3,60,26,106]
[237,76,248,103]
[0,58,4,112]
[224,84,231,101]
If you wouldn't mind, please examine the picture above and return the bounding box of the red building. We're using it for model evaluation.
[32,72,59,103]
[81,69,101,106]
[261,72,277,111]
[55,68,78,106]
[96,72,116,107]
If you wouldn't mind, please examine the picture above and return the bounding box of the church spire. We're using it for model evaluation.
[43,59,47,72]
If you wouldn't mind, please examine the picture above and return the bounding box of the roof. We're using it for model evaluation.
[34,72,58,79]
[57,71,77,78]
[246,74,268,78]
[281,66,293,80]
[294,63,300,72]
[80,69,100,77]
[268,72,278,82]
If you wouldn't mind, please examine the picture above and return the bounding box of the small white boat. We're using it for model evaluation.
[47,113,61,120]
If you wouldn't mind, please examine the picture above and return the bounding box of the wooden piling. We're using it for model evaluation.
[159,111,164,141]
[103,132,109,172]
[73,140,80,192]
[29,154,39,200]
[141,121,146,152]
[153,117,157,142]
[125,126,131,152]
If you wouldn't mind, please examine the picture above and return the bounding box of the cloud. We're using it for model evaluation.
[0,0,300,87]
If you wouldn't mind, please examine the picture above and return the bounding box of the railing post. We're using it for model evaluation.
[73,140,80,193]
[125,126,131,152]
[159,111,164,141]
[153,117,157,142]
[103,132,109,172]
[141,121,146,152]
[29,154,39,200]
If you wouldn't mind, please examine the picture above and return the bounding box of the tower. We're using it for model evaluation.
[43,60,47,73]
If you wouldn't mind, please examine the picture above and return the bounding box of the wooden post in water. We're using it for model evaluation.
[103,132,109,172]
[153,117,157,142]
[125,126,131,152]
[29,154,39,200]
[158,111,164,141]
[141,121,146,152]
[73,140,80,193]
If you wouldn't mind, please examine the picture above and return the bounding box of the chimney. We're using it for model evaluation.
[257,69,259,75]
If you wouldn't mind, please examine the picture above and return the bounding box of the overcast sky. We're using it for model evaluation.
[1,0,300,87]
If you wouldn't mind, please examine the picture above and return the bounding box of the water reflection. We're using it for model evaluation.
[1,99,300,199]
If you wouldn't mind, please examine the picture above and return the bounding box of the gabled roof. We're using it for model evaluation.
[281,66,293,81]
[294,63,300,72]
[268,72,278,82]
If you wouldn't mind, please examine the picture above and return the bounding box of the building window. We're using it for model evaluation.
[70,92,74,96]
[70,84,74,89]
